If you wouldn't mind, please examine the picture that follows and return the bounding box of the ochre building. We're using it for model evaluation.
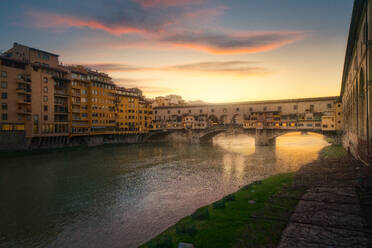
[0,43,153,149]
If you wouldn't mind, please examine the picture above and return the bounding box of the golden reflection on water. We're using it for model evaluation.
[214,132,329,176]
[276,132,329,172]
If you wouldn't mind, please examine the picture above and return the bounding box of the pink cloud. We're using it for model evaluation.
[28,10,143,35]
[136,0,202,8]
[161,31,306,54]
[26,8,306,55]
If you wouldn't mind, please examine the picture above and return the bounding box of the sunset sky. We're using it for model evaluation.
[0,0,353,102]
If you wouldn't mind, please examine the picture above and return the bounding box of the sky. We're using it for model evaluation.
[0,0,354,103]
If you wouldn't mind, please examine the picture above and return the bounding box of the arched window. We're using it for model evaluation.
[359,68,365,136]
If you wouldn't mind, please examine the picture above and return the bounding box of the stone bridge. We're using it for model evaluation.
[146,125,341,145]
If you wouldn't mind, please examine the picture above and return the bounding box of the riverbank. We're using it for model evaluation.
[140,144,370,248]
[140,173,305,248]
[278,144,372,247]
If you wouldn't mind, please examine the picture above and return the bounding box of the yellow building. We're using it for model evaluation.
[115,87,141,134]
[138,98,153,133]
[0,43,153,149]
[1,42,70,140]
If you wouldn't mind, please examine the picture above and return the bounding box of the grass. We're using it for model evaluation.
[319,144,348,160]
[140,173,306,248]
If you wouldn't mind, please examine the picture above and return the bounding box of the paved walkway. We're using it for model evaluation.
[278,155,372,248]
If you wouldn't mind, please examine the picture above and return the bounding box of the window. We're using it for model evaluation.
[263,107,267,111]
[200,109,203,113]
[1,103,7,110]
[44,115,48,121]
[1,93,7,99]
[249,107,253,112]
[43,77,48,83]
[43,87,48,93]
[278,106,282,111]
[167,110,170,114]
[236,108,239,112]
[211,109,214,113]
[43,96,48,102]
[1,71,7,78]
[1,113,7,120]
[44,105,48,111]
[327,104,332,108]
[1,82,6,88]
[293,105,298,110]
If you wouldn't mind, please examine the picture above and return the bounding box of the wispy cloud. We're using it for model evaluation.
[164,61,269,75]
[135,0,202,8]
[162,31,306,54]
[27,10,143,35]
[82,63,143,72]
[25,0,305,54]
[82,61,269,76]
[113,77,175,94]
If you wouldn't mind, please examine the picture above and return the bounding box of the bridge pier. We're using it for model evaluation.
[255,129,276,146]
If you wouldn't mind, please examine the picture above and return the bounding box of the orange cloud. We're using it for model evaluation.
[81,61,269,76]
[136,0,202,8]
[162,31,306,54]
[28,10,143,35]
[26,8,305,54]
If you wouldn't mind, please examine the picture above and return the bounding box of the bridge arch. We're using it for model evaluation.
[207,114,219,125]
[231,113,243,125]
[220,114,228,125]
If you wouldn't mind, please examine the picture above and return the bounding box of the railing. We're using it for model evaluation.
[18,99,31,104]
[16,87,32,93]
[54,89,68,95]
[16,108,32,115]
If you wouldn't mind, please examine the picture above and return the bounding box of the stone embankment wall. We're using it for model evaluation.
[0,133,147,151]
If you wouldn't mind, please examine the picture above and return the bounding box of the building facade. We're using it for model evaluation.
[153,96,342,132]
[0,43,153,149]
[341,0,372,164]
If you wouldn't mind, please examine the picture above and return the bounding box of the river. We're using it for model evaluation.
[0,132,329,248]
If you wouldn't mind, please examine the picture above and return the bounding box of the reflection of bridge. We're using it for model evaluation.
[147,124,341,145]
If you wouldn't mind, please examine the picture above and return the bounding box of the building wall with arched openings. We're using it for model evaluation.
[341,0,372,164]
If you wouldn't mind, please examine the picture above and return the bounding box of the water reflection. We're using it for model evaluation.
[0,132,328,248]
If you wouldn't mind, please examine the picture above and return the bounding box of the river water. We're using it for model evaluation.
[0,132,329,248]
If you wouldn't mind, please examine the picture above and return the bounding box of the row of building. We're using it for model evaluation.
[152,96,343,132]
[0,43,153,145]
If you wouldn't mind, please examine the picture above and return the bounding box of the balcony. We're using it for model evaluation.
[17,108,32,115]
[17,77,31,84]
[17,99,31,105]
[16,87,32,95]
[72,108,81,113]
[54,89,68,97]
[55,107,68,115]
[54,101,67,106]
